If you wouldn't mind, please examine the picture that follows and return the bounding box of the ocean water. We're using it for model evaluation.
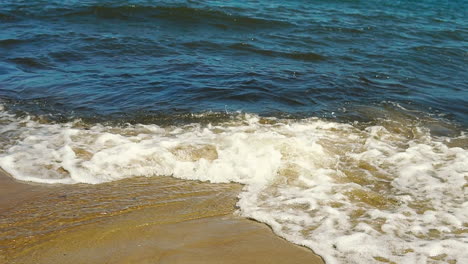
[0,0,467,263]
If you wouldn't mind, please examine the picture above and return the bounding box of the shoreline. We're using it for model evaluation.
[0,169,324,264]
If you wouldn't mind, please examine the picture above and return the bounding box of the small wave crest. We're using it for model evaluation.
[7,4,291,30]
[229,42,326,62]
[7,57,54,70]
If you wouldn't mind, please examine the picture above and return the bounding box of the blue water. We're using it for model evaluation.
[1,2,468,263]
[0,0,467,124]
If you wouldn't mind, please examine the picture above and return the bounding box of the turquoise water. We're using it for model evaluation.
[1,1,467,264]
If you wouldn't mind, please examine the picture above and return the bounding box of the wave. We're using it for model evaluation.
[0,12,16,21]
[180,40,326,62]
[7,57,54,70]
[0,38,24,47]
[229,43,326,62]
[5,4,291,29]
[0,105,466,264]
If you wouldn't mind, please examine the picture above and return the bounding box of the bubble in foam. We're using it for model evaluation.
[0,110,467,264]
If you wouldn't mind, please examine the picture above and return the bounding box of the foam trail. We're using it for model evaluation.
[0,106,466,264]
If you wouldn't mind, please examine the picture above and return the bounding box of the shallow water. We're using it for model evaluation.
[0,0,467,263]
[0,175,241,260]
[0,107,467,263]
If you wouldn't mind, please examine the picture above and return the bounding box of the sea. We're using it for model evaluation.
[0,0,467,263]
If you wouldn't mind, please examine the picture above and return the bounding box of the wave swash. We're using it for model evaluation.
[0,104,467,264]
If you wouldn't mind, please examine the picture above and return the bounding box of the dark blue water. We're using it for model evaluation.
[1,0,467,125]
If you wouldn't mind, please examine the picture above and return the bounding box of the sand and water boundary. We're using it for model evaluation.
[0,169,324,264]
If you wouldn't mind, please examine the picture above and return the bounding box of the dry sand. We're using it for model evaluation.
[0,169,324,264]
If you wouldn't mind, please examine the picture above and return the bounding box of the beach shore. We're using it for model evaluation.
[0,169,324,264]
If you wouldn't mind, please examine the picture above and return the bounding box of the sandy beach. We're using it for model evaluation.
[1,0,467,263]
[0,169,324,264]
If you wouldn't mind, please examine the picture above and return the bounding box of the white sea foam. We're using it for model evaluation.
[0,106,467,264]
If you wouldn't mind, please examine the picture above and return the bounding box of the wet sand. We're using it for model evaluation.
[0,169,324,264]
